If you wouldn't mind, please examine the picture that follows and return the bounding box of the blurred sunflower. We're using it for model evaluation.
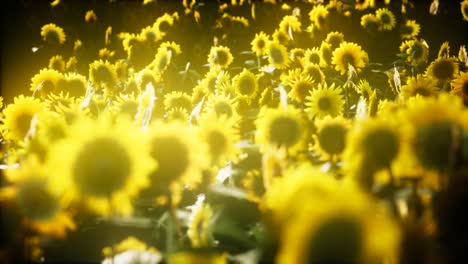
[47,115,156,216]
[140,25,160,44]
[320,41,333,67]
[266,41,289,70]
[251,31,270,56]
[30,68,64,96]
[197,113,240,166]
[376,8,396,30]
[66,56,78,72]
[2,95,46,142]
[360,14,382,33]
[165,107,189,122]
[305,82,344,119]
[187,197,214,248]
[153,13,177,37]
[401,20,420,40]
[314,116,351,160]
[276,185,400,264]
[1,156,76,238]
[233,69,258,100]
[208,46,233,69]
[84,10,97,23]
[325,32,344,51]
[137,68,160,91]
[147,121,207,190]
[400,39,429,65]
[204,92,239,120]
[290,48,305,67]
[112,93,139,119]
[288,74,315,103]
[63,72,87,97]
[115,60,129,82]
[451,71,468,102]
[256,106,306,153]
[89,60,118,92]
[303,63,325,85]
[160,41,182,55]
[152,46,172,74]
[462,0,468,21]
[303,48,324,67]
[279,15,302,34]
[332,42,368,75]
[354,0,371,10]
[438,41,450,59]
[40,23,66,45]
[48,55,65,72]
[309,4,329,30]
[164,91,192,112]
[400,74,439,100]
[425,57,459,84]
[272,29,290,46]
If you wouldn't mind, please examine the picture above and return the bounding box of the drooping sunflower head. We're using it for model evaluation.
[279,15,302,34]
[147,121,207,190]
[400,20,420,40]
[233,68,258,100]
[376,8,396,31]
[251,31,270,56]
[360,14,382,33]
[153,13,176,37]
[207,46,234,69]
[2,95,46,142]
[89,60,118,91]
[451,71,468,103]
[266,41,289,70]
[272,29,290,46]
[30,68,64,97]
[290,48,306,67]
[320,41,333,67]
[303,63,325,85]
[48,55,65,72]
[63,72,87,97]
[400,74,439,100]
[425,57,459,83]
[309,4,329,30]
[163,91,192,112]
[332,42,368,75]
[255,106,306,153]
[288,74,315,103]
[151,46,172,74]
[159,41,182,56]
[40,23,66,45]
[305,82,345,119]
[47,115,156,216]
[314,116,352,159]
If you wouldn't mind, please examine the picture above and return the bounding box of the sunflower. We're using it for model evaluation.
[303,63,325,85]
[325,31,345,50]
[1,156,76,238]
[272,29,290,46]
[462,0,468,22]
[84,10,97,23]
[207,46,233,69]
[197,113,240,166]
[255,106,306,153]
[30,68,64,96]
[360,14,382,33]
[66,56,78,72]
[63,72,87,97]
[204,92,239,120]
[303,48,323,66]
[137,68,160,92]
[187,196,214,248]
[2,95,46,142]
[309,4,329,30]
[89,60,118,92]
[151,46,172,74]
[376,8,396,30]
[354,0,371,10]
[111,93,140,119]
[425,57,459,83]
[163,91,192,112]
[266,41,289,70]
[290,48,306,66]
[232,69,258,100]
[276,185,400,264]
[438,41,450,59]
[288,74,315,103]
[147,121,207,191]
[400,74,439,100]
[48,55,65,72]
[153,13,177,37]
[400,39,429,65]
[160,41,182,56]
[320,41,333,67]
[165,107,189,122]
[140,25,160,44]
[47,115,156,216]
[279,15,302,34]
[40,23,66,45]
[314,116,351,160]
[251,31,270,56]
[114,60,129,82]
[400,20,420,40]
[332,42,368,75]
[98,48,115,60]
[451,71,468,103]
[305,82,345,119]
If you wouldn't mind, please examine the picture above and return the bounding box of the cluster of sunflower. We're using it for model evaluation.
[1,0,468,263]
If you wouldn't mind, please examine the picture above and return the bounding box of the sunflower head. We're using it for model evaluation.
[207,46,233,69]
[305,82,345,119]
[360,14,382,33]
[309,4,329,30]
[48,55,65,72]
[325,31,345,51]
[30,68,64,97]
[288,74,315,103]
[400,39,429,65]
[233,69,258,100]
[63,72,87,97]
[89,60,118,91]
[400,74,439,100]
[314,116,351,159]
[376,8,396,30]
[163,91,192,112]
[332,42,368,75]
[461,0,468,22]
[400,20,420,40]
[426,57,459,83]
[451,72,468,103]
[204,92,239,120]
[40,23,66,45]
[303,63,325,85]
[152,46,172,74]
[266,41,289,70]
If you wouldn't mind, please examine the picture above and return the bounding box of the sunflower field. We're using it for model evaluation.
[0,0,468,263]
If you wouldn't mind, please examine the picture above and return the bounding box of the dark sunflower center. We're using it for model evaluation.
[207,130,228,158]
[15,112,34,139]
[361,128,399,170]
[309,53,321,64]
[239,76,256,95]
[45,30,60,44]
[94,65,115,87]
[342,53,355,70]
[270,47,285,64]
[380,13,391,25]
[295,81,314,101]
[277,32,288,44]
[308,216,362,264]
[321,46,332,64]
[214,101,233,118]
[328,36,342,50]
[257,39,266,49]
[150,135,189,184]
[364,19,380,33]
[402,25,414,35]
[414,120,462,172]
[158,21,171,32]
[215,50,229,66]
[463,81,468,95]
[318,97,332,111]
[411,44,424,60]
[414,87,431,97]
[145,31,157,42]
[73,137,132,197]
[317,14,326,27]
[268,116,302,147]
[66,79,86,96]
[432,59,455,81]
[307,68,323,84]
[17,179,60,221]
[318,124,347,155]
